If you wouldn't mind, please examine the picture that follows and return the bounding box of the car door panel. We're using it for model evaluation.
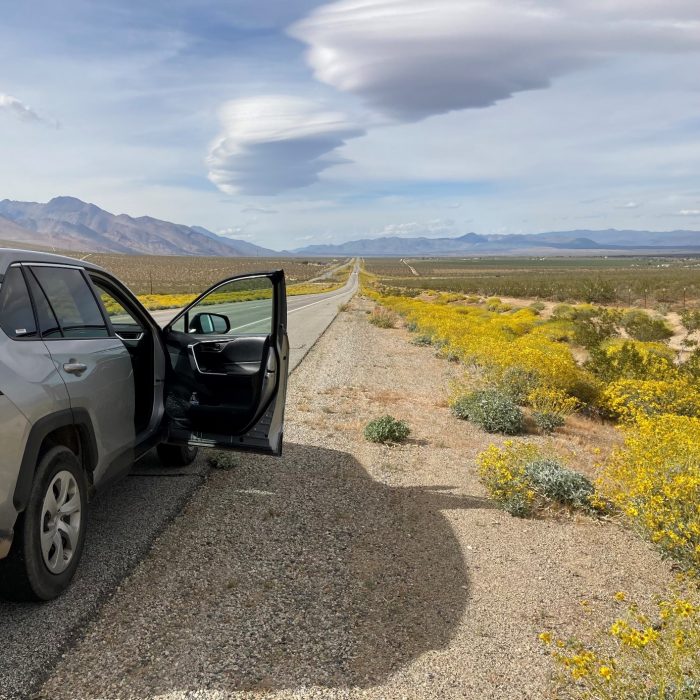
[161,271,288,455]
[25,264,137,482]
[42,339,136,481]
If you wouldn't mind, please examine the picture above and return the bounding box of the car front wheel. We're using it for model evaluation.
[0,446,87,601]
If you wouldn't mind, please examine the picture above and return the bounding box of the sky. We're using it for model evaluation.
[1,0,700,249]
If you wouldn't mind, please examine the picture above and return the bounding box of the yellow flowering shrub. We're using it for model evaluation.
[477,442,540,517]
[376,295,590,396]
[528,386,581,415]
[478,442,596,516]
[587,339,678,382]
[542,592,700,699]
[123,279,346,312]
[528,386,582,433]
[600,378,700,422]
[597,415,700,573]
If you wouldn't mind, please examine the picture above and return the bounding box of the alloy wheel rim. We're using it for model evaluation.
[40,470,81,574]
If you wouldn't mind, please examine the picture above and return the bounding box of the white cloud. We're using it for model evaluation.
[289,0,700,121]
[376,218,457,237]
[241,206,279,214]
[678,209,700,216]
[207,95,364,195]
[0,93,45,124]
[620,201,641,208]
[217,226,257,239]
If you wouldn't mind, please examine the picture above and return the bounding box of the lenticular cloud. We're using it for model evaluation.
[207,95,364,195]
[289,0,700,121]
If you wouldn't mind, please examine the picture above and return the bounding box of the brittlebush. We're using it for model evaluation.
[542,592,700,699]
[600,378,700,422]
[597,415,700,574]
[374,294,591,396]
[477,441,539,516]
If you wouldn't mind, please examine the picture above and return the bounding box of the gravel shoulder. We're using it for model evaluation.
[38,298,674,700]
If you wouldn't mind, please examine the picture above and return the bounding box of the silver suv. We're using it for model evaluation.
[0,249,288,601]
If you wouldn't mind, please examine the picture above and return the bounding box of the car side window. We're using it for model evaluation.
[90,279,143,332]
[30,266,109,339]
[0,266,38,339]
[172,276,274,336]
[25,268,62,338]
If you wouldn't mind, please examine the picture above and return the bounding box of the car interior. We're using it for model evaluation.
[90,275,156,435]
[162,330,278,437]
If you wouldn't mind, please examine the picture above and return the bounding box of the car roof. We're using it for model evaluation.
[0,248,106,275]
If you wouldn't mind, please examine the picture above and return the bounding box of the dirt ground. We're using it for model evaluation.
[38,298,675,700]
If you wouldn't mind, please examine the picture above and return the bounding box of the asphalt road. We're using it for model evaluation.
[0,264,359,700]
[150,264,359,370]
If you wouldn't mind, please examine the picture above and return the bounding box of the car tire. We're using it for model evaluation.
[0,446,88,602]
[156,443,199,467]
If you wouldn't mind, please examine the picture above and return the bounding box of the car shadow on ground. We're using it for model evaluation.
[86,442,495,695]
[0,452,206,700]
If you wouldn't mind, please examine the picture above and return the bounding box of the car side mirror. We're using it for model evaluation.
[190,312,231,335]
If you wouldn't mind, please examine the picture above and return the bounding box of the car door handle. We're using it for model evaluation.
[63,361,87,376]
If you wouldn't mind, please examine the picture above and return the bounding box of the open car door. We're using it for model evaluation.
[160,271,288,455]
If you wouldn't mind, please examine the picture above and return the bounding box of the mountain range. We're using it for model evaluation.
[1,196,699,257]
[0,197,274,257]
[293,229,700,256]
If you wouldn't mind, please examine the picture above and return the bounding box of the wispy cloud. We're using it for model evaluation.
[375,218,457,238]
[0,93,47,124]
[678,209,700,216]
[241,206,279,214]
[207,95,364,195]
[217,226,257,239]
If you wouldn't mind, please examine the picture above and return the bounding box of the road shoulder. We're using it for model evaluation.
[38,298,674,700]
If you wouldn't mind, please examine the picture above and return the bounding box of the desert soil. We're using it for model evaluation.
[38,298,674,700]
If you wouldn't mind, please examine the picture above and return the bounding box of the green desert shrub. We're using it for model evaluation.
[524,458,595,510]
[496,366,540,404]
[364,415,410,443]
[572,307,621,349]
[532,411,566,434]
[207,452,240,471]
[451,388,524,435]
[410,333,433,346]
[552,304,577,321]
[621,309,673,342]
[477,444,596,518]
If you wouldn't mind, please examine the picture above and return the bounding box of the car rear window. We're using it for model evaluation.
[0,266,38,339]
[31,266,109,338]
[25,268,62,338]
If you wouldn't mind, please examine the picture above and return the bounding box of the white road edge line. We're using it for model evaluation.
[229,285,355,333]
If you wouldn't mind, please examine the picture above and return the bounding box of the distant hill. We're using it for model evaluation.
[0,197,275,257]
[294,229,700,256]
[2,197,699,258]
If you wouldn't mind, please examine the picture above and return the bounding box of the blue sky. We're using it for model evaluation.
[1,0,700,249]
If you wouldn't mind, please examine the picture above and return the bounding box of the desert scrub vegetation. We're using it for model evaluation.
[528,387,581,434]
[207,452,240,471]
[477,442,596,517]
[368,307,398,328]
[363,415,410,444]
[541,590,700,700]
[451,388,524,435]
[621,309,673,342]
[363,255,700,308]
[363,281,700,568]
[86,253,346,295]
[596,414,700,575]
